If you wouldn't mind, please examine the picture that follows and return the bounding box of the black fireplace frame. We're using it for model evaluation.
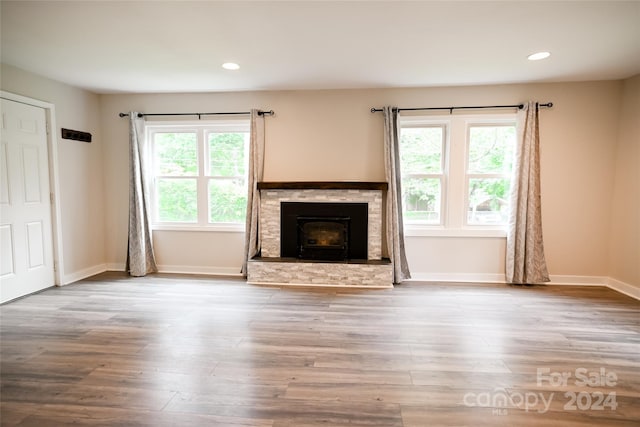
[280,202,368,260]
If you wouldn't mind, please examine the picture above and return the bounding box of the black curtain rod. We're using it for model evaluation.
[118,110,274,119]
[370,103,553,114]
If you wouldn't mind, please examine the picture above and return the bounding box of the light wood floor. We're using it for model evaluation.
[1,272,639,426]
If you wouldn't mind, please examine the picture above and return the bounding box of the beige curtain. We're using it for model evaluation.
[383,106,411,284]
[506,102,550,284]
[241,109,265,276]
[126,112,158,277]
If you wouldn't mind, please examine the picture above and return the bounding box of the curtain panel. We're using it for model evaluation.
[126,112,158,277]
[506,101,550,284]
[241,110,265,276]
[383,106,411,284]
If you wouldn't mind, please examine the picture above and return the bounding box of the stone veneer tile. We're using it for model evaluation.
[247,260,392,288]
[260,189,383,260]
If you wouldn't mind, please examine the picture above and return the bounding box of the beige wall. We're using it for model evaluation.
[609,75,640,287]
[100,80,626,282]
[1,63,105,282]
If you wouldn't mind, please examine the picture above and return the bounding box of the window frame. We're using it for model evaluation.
[399,113,516,238]
[464,122,517,227]
[145,119,250,233]
[398,119,449,227]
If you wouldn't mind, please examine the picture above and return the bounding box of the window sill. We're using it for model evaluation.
[404,226,507,238]
[152,224,245,233]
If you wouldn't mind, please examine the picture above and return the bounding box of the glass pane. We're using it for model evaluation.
[157,178,197,222]
[467,178,510,224]
[400,127,443,174]
[468,126,515,174]
[209,179,247,223]
[153,133,198,176]
[402,177,441,224]
[209,133,248,177]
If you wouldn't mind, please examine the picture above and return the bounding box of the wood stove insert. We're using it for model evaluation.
[281,202,368,261]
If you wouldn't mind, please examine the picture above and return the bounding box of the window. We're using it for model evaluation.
[399,125,445,225]
[466,125,515,225]
[147,120,249,229]
[399,114,516,235]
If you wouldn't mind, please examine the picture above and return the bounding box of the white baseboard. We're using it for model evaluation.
[405,272,506,283]
[607,277,640,300]
[155,264,243,277]
[106,262,242,277]
[406,273,609,286]
[61,264,108,285]
[405,272,638,300]
[547,275,608,286]
[106,263,124,272]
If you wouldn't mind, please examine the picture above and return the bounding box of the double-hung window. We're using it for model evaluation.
[399,113,516,235]
[147,120,250,230]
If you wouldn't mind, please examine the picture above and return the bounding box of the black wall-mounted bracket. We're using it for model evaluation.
[61,128,92,143]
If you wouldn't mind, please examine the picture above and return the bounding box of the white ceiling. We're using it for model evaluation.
[2,1,639,94]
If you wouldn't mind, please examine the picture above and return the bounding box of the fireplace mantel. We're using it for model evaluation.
[257,181,388,191]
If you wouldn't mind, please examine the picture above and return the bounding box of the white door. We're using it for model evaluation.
[0,98,55,303]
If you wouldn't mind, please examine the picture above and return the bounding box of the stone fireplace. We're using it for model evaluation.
[246,182,392,288]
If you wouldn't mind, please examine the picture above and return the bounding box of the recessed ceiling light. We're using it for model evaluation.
[222,62,240,70]
[527,51,551,61]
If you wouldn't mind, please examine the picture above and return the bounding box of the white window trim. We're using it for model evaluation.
[400,113,515,238]
[145,119,250,233]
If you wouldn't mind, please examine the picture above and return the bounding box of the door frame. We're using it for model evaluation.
[1,91,64,286]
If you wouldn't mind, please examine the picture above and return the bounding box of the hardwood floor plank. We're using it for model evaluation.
[165,393,403,427]
[214,364,413,386]
[16,404,274,427]
[401,404,640,427]
[0,402,40,426]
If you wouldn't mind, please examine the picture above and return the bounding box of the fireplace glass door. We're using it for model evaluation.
[297,217,349,261]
